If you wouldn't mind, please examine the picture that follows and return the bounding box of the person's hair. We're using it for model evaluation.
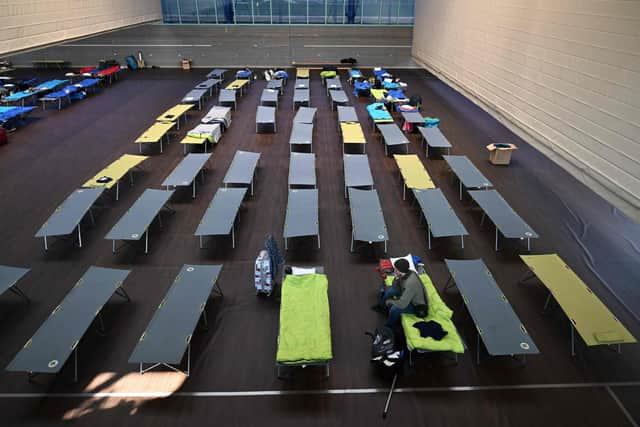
[393,258,410,274]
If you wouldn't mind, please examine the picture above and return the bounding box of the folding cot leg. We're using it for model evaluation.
[317,234,321,249]
[199,236,203,249]
[160,140,163,154]
[495,227,499,251]
[232,225,235,248]
[139,144,142,154]
[74,347,78,383]
[184,144,187,155]
[459,181,463,200]
[193,180,196,199]
[570,322,576,356]
[129,171,134,186]
[186,342,191,377]
[480,212,486,227]
[476,333,481,365]
[285,237,288,250]
[427,224,431,250]
[251,180,254,196]
[77,224,82,248]
[10,285,30,302]
[384,240,387,253]
[112,240,116,253]
[350,233,354,253]
[145,231,149,254]
[461,235,464,249]
[44,235,48,251]
[527,238,531,251]
[89,208,95,225]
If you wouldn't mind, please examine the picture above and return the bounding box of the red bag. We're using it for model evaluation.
[375,259,394,279]
[0,128,7,146]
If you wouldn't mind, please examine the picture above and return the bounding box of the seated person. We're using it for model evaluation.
[372,259,428,328]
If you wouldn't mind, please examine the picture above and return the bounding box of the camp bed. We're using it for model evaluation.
[236,69,253,81]
[325,77,342,95]
[293,106,316,124]
[294,78,309,90]
[520,254,636,355]
[161,153,211,199]
[181,88,208,110]
[353,80,372,97]
[256,105,276,133]
[394,154,435,199]
[366,103,394,131]
[225,79,249,95]
[74,78,101,94]
[266,79,283,95]
[0,106,36,128]
[180,123,222,154]
[443,155,493,200]
[329,89,349,111]
[401,112,424,130]
[289,152,316,188]
[377,123,410,155]
[348,188,388,253]
[340,122,366,153]
[296,68,310,79]
[135,121,175,153]
[223,150,261,196]
[283,189,319,250]
[260,88,279,108]
[218,89,237,110]
[40,85,79,110]
[82,154,148,200]
[419,127,452,157]
[201,105,232,129]
[276,270,332,378]
[0,265,30,302]
[129,264,223,376]
[195,188,247,249]
[156,103,193,130]
[293,88,310,109]
[444,259,539,364]
[348,69,363,83]
[94,66,120,84]
[468,189,538,251]
[289,122,314,153]
[206,68,228,80]
[34,79,69,92]
[338,105,358,123]
[105,189,174,254]
[374,68,392,80]
[1,89,43,106]
[195,78,221,96]
[413,188,468,249]
[34,188,104,251]
[7,267,130,381]
[343,154,373,198]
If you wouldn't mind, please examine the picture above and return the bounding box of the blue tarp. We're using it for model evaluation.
[366,103,392,121]
[236,70,252,78]
[353,81,371,97]
[0,106,36,123]
[382,81,400,90]
[33,79,68,91]
[74,78,100,89]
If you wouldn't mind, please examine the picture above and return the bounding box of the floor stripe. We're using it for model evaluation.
[0,381,639,399]
[62,44,213,48]
[303,44,410,48]
[606,385,639,427]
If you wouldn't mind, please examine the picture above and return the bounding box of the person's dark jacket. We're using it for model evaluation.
[390,271,427,310]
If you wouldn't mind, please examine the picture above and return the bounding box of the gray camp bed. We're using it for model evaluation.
[129,264,223,376]
[195,187,247,249]
[218,89,237,110]
[329,89,349,111]
[376,123,410,155]
[469,189,539,251]
[201,105,231,128]
[195,78,221,96]
[161,153,211,199]
[293,89,310,109]
[294,78,309,90]
[289,152,316,188]
[181,88,208,110]
[35,188,104,250]
[401,112,424,129]
[283,189,320,250]
[419,127,452,157]
[0,265,30,301]
[256,105,276,133]
[105,189,174,254]
[338,106,358,123]
[266,79,283,94]
[223,150,261,195]
[6,266,131,381]
[326,77,342,95]
[443,155,493,200]
[343,154,373,198]
[207,68,228,80]
[260,88,279,108]
[348,188,388,253]
[294,106,316,124]
[444,259,539,364]
[413,188,468,249]
[289,122,314,152]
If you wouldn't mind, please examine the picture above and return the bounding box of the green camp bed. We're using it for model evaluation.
[276,270,332,378]
[520,254,636,355]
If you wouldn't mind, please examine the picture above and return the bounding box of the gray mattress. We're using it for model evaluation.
[35,188,104,238]
[0,265,30,296]
[443,155,492,189]
[377,123,410,147]
[181,89,207,104]
[256,106,275,124]
[413,188,468,238]
[338,106,358,123]
[348,188,387,243]
[223,150,261,186]
[195,188,247,236]
[218,89,236,104]
[294,106,316,124]
[162,153,211,188]
[289,152,316,187]
[289,122,313,146]
[293,89,310,104]
[469,190,539,240]
[294,79,309,89]
[105,189,174,241]
[343,154,373,189]
[260,89,279,105]
[206,69,227,79]
[330,89,349,105]
[283,189,319,239]
[419,127,452,149]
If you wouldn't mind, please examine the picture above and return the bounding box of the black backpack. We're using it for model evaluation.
[368,326,395,360]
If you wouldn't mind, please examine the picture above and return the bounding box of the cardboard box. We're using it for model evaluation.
[181,59,192,71]
[486,143,517,165]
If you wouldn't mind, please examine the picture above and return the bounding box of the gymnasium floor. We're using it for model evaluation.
[0,68,638,426]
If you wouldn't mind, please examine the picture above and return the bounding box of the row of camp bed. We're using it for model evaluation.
[337,106,366,154]
[325,76,350,111]
[293,71,310,110]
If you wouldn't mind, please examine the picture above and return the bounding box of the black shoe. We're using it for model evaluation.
[370,304,384,313]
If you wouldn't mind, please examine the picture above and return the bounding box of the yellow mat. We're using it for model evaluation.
[370,89,386,101]
[296,68,310,78]
[520,254,636,346]
[225,79,249,90]
[156,104,193,123]
[394,155,435,190]
[341,122,366,144]
[135,122,175,144]
[83,154,148,189]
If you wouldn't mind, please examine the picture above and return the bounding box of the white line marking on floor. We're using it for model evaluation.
[303,44,410,48]
[62,44,213,48]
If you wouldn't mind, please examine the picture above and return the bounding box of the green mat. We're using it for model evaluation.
[386,274,465,353]
[320,70,337,79]
[276,274,333,364]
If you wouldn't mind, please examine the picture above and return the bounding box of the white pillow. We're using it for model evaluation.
[291,267,316,275]
[389,254,417,273]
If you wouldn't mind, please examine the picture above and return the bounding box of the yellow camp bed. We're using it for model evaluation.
[520,254,636,355]
[135,122,175,153]
[394,154,436,200]
[225,79,249,95]
[340,122,366,154]
[370,89,386,101]
[156,103,193,130]
[82,154,148,200]
[296,68,310,78]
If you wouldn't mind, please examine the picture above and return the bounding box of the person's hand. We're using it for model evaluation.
[385,300,393,307]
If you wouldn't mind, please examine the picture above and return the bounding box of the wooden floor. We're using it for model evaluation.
[0,68,638,426]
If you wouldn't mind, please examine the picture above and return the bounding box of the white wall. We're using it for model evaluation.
[412,0,640,221]
[0,0,161,54]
